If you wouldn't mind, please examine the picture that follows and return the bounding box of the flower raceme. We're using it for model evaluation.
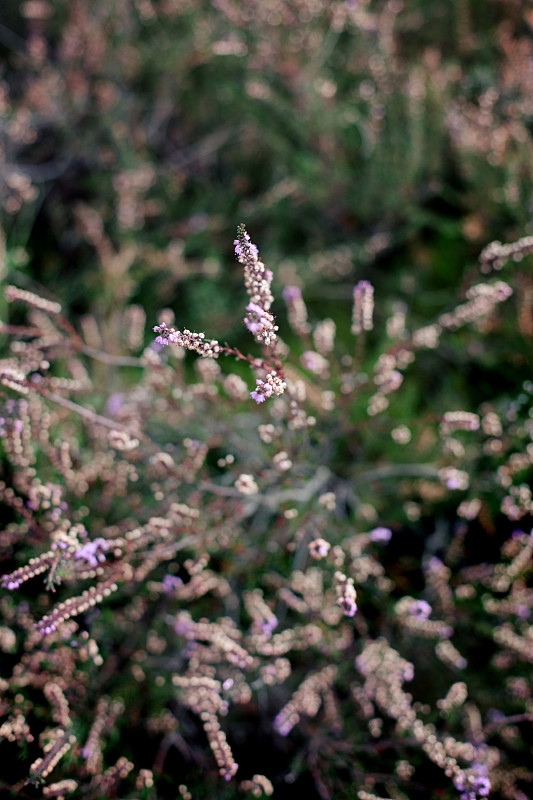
[249,373,287,404]
[152,227,377,407]
[153,225,285,404]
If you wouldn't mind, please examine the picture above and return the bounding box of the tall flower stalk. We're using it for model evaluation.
[153,225,286,404]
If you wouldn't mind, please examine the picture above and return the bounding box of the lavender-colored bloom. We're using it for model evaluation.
[246,301,264,316]
[174,616,195,636]
[282,285,302,302]
[234,232,258,261]
[260,616,278,635]
[409,599,432,620]
[301,350,328,374]
[473,777,491,797]
[370,526,392,543]
[162,574,183,593]
[426,556,444,572]
[454,766,491,800]
[106,393,124,416]
[249,373,286,404]
[308,538,331,559]
[274,718,293,737]
[244,301,269,335]
[74,538,109,568]
[338,597,357,617]
[234,226,271,312]
[250,389,267,403]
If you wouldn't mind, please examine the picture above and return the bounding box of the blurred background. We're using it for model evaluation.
[2,0,532,348]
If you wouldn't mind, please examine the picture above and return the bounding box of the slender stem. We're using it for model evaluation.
[353,464,441,485]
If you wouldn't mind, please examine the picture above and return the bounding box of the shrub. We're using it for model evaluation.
[1,227,533,799]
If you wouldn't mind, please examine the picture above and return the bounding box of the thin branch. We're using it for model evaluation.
[353,464,441,485]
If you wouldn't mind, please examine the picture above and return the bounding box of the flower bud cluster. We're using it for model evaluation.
[35,576,119,635]
[440,411,480,435]
[42,779,78,798]
[243,589,278,636]
[172,675,238,781]
[30,729,76,780]
[308,538,331,560]
[273,665,337,736]
[235,225,274,311]
[439,281,512,329]
[2,551,56,590]
[44,682,72,729]
[5,285,62,315]
[235,473,258,494]
[239,774,274,796]
[437,681,468,713]
[480,234,533,272]
[94,757,134,794]
[312,318,336,354]
[283,285,310,335]
[334,571,357,617]
[352,280,374,334]
[244,301,278,346]
[250,372,286,404]
[174,611,255,669]
[153,322,222,358]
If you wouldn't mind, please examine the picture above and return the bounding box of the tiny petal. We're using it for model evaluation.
[250,390,266,403]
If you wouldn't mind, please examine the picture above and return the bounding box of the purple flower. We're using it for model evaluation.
[74,538,109,568]
[249,373,286,404]
[250,390,267,403]
[106,393,124,416]
[234,231,258,260]
[308,538,331,559]
[246,302,264,315]
[338,597,357,617]
[301,350,328,374]
[163,574,183,593]
[282,285,302,302]
[409,600,432,620]
[473,777,491,797]
[454,767,491,800]
[260,616,278,635]
[244,302,267,334]
[370,526,392,543]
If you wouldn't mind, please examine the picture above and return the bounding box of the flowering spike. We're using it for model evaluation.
[352,280,374,334]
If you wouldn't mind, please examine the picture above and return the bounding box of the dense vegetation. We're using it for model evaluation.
[1,2,533,798]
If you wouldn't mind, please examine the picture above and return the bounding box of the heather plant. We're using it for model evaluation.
[1,226,533,800]
[3,2,533,798]
[3,0,533,334]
